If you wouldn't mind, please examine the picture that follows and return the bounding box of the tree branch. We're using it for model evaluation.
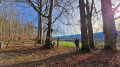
[90,0,94,15]
[113,3,120,14]
[115,15,120,20]
[43,4,67,32]
[26,0,49,18]
[86,0,90,16]
[53,4,66,23]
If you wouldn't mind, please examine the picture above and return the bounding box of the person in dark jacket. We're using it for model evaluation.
[75,38,79,51]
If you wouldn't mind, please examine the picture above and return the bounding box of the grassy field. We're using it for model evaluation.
[53,41,82,48]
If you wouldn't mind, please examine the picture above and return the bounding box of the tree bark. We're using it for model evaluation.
[38,0,43,44]
[79,0,89,51]
[86,0,94,49]
[87,17,94,49]
[45,0,54,48]
[101,0,117,51]
[57,36,59,47]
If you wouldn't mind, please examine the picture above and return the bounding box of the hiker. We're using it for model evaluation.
[74,38,79,51]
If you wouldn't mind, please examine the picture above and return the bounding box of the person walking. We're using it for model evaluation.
[75,38,79,51]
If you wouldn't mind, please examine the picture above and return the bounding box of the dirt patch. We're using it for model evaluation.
[1,44,120,67]
[0,44,75,67]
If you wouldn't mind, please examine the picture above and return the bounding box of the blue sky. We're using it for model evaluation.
[13,0,82,36]
[3,0,120,36]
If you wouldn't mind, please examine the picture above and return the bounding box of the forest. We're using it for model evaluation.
[0,0,120,67]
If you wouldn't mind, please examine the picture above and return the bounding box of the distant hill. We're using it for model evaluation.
[53,32,104,39]
[53,31,120,43]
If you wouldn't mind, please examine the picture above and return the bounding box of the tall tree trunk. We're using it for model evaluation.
[45,0,54,48]
[87,17,94,49]
[16,12,19,40]
[38,16,40,42]
[79,0,89,51]
[38,0,43,44]
[86,0,94,49]
[0,20,1,40]
[22,14,24,35]
[0,19,3,39]
[101,0,117,51]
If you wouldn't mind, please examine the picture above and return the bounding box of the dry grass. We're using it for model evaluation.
[0,44,120,67]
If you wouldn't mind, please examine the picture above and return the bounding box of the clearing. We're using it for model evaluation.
[0,43,120,67]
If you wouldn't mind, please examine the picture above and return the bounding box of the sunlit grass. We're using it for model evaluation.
[53,41,82,48]
[9,53,21,56]
[18,59,24,61]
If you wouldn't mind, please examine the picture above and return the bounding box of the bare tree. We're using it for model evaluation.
[101,0,117,51]
[86,0,94,49]
[79,0,89,51]
[45,0,54,48]
[37,0,43,44]
[0,0,35,41]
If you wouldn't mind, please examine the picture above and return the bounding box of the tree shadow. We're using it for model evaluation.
[3,51,89,67]
[74,49,120,67]
[0,46,49,54]
[3,49,120,67]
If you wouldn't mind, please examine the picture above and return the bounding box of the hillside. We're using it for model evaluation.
[53,32,120,43]
[53,32,104,39]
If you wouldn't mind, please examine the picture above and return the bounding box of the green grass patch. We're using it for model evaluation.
[9,53,22,56]
[18,59,24,61]
[53,41,81,48]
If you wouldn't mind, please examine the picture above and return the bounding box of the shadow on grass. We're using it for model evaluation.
[0,46,49,54]
[2,48,120,67]
[74,49,120,67]
[3,51,87,67]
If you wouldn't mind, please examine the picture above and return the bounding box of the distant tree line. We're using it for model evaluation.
[0,1,35,40]
[0,0,120,51]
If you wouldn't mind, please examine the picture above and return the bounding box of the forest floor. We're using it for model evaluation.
[0,44,120,67]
